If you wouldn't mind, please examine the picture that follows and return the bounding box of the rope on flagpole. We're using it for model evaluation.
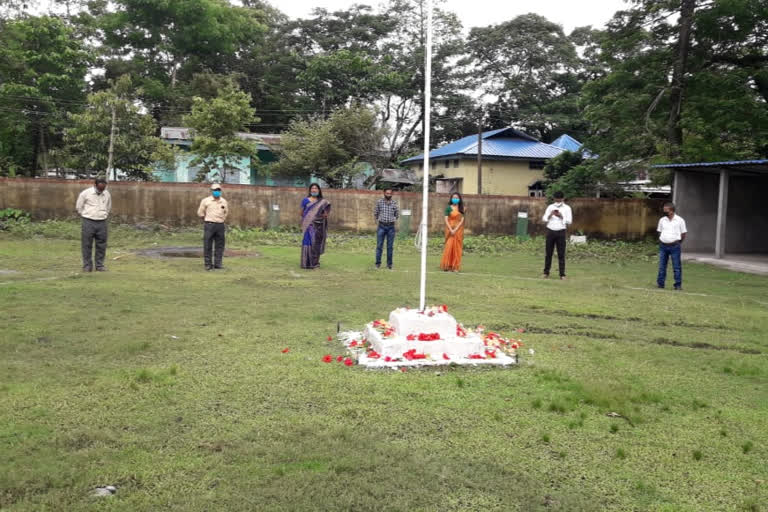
[418,0,433,312]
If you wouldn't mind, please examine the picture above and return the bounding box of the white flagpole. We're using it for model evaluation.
[419,0,433,312]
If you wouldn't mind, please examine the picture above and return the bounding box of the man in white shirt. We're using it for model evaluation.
[541,191,573,279]
[75,177,112,272]
[657,202,687,290]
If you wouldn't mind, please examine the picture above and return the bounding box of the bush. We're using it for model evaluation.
[0,208,31,223]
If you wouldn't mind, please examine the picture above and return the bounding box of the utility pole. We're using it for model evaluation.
[477,119,483,195]
[106,103,116,181]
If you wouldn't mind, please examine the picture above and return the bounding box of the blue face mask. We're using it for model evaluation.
[310,191,319,197]
[212,190,222,198]
[451,198,460,205]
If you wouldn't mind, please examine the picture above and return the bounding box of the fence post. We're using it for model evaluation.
[269,203,280,230]
[399,208,412,238]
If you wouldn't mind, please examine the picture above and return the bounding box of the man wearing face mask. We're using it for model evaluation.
[373,187,399,269]
[542,190,572,280]
[197,183,229,271]
[76,176,112,272]
[657,202,687,290]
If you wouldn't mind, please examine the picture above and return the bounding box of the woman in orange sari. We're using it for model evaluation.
[440,193,465,271]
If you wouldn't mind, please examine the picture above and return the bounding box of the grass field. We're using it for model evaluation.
[1,222,767,511]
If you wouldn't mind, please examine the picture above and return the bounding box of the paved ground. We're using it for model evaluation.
[684,252,768,275]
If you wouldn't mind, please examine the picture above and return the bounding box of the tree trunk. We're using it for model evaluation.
[106,104,117,181]
[667,0,696,157]
[39,123,48,176]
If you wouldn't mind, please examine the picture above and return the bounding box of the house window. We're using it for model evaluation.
[529,161,546,170]
[444,160,449,169]
[528,180,546,198]
[453,159,459,168]
[419,163,423,170]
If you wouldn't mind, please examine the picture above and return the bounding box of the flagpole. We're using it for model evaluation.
[419,0,433,312]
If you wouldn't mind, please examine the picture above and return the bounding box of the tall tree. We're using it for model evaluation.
[281,0,470,164]
[466,14,580,141]
[378,0,471,159]
[96,0,266,124]
[667,0,697,155]
[582,0,768,164]
[0,15,90,176]
[63,76,175,180]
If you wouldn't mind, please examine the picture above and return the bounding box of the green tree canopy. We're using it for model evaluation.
[582,0,768,165]
[183,83,260,183]
[273,106,386,188]
[0,15,90,176]
[467,14,581,141]
[63,76,175,180]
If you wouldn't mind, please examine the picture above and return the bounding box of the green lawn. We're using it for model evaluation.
[1,223,767,511]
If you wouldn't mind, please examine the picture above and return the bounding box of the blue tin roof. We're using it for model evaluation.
[551,134,583,152]
[651,159,768,169]
[401,127,564,164]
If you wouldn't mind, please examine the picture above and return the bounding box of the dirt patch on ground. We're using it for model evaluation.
[135,246,260,258]
[652,337,760,355]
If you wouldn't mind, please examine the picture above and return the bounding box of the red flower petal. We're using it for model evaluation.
[327,336,333,341]
[336,355,343,362]
[384,356,392,362]
[400,367,407,372]
[350,340,358,347]
[322,354,333,363]
[281,348,290,353]
[343,358,354,367]
[443,353,450,360]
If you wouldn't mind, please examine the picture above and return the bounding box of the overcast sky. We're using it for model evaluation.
[276,0,630,33]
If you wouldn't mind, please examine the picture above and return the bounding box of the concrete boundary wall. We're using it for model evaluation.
[0,178,664,239]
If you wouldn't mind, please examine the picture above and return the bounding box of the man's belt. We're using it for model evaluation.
[378,221,396,227]
[660,241,680,246]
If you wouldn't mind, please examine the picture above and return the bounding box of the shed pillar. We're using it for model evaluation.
[715,169,729,259]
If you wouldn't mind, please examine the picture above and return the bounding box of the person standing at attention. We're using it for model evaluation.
[657,202,687,290]
[197,183,229,271]
[542,190,572,280]
[76,176,112,272]
[374,187,399,269]
[440,192,465,272]
[300,183,331,269]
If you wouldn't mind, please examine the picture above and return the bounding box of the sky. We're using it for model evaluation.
[276,0,631,33]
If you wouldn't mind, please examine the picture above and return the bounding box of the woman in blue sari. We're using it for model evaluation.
[300,183,331,269]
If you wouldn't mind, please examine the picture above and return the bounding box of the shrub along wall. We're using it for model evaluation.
[0,178,664,239]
